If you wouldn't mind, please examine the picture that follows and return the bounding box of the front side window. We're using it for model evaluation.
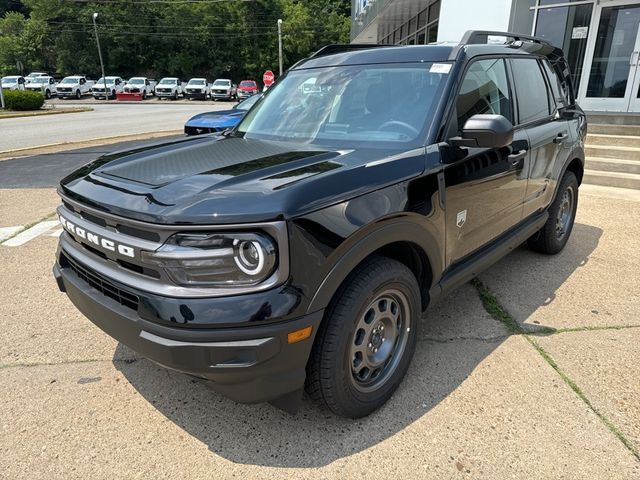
[237,63,448,148]
[510,58,552,124]
[456,58,512,128]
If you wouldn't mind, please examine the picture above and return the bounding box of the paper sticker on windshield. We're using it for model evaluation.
[430,63,452,74]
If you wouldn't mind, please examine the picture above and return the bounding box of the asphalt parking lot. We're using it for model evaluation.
[0,140,639,479]
[0,101,231,153]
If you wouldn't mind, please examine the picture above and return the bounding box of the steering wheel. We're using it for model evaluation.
[378,120,419,138]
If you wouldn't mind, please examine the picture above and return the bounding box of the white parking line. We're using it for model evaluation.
[48,228,63,237]
[0,226,24,242]
[2,220,60,247]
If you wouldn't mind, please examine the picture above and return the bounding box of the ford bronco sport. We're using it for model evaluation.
[53,31,586,418]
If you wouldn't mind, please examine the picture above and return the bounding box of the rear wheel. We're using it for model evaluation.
[528,171,578,254]
[306,257,420,418]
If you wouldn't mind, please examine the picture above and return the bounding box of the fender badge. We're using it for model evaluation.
[456,210,467,228]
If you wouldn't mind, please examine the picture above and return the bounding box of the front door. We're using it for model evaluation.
[580,2,640,112]
[444,58,528,266]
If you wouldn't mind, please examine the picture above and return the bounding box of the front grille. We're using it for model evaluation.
[61,252,139,311]
[58,88,71,92]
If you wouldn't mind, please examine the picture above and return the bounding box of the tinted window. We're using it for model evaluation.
[456,58,512,128]
[511,58,551,124]
[541,59,567,108]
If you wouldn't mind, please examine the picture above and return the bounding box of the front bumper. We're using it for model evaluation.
[184,91,207,99]
[53,254,322,406]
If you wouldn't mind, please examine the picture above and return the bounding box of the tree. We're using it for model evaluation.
[0,0,351,79]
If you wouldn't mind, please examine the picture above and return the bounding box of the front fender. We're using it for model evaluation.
[305,215,444,314]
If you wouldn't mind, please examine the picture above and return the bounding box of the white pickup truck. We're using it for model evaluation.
[155,77,185,100]
[92,76,125,99]
[1,75,26,91]
[211,78,237,101]
[57,76,95,99]
[123,77,156,99]
[25,76,58,98]
[184,78,210,100]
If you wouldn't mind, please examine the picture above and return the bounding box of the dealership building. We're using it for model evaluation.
[351,0,640,113]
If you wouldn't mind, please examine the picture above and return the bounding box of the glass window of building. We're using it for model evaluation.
[535,3,593,94]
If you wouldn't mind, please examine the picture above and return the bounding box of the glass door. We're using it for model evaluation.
[628,28,640,111]
[580,2,640,112]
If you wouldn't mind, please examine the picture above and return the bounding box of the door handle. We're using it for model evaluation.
[508,149,527,168]
[630,51,639,67]
[553,133,569,144]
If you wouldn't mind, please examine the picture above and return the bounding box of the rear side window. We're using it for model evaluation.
[510,58,551,124]
[541,59,567,108]
[456,58,512,128]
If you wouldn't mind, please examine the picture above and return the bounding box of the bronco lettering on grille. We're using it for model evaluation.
[59,215,135,258]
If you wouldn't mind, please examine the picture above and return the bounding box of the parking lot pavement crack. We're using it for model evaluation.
[419,334,510,344]
[0,357,140,370]
[471,278,640,463]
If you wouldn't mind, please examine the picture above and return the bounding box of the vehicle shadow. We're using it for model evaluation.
[478,222,603,331]
[113,221,601,468]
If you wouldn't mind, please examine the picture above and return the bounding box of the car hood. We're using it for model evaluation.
[60,135,426,224]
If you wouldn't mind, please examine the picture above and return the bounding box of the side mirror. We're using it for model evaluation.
[450,114,514,149]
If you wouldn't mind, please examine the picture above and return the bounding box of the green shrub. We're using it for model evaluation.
[2,89,45,111]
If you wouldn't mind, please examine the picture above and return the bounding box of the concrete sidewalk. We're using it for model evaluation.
[0,187,638,479]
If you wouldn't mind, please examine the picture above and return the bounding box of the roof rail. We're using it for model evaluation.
[460,30,551,47]
[309,43,388,59]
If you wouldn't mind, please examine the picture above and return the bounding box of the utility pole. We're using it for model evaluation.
[92,13,108,102]
[277,19,283,76]
[0,83,5,110]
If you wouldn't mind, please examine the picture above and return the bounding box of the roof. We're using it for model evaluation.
[293,31,560,70]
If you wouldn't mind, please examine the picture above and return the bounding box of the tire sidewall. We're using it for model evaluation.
[548,172,579,251]
[326,267,420,416]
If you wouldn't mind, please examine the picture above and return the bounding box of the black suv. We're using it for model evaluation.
[53,31,586,418]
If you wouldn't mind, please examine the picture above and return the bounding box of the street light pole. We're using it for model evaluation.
[277,19,283,76]
[92,12,108,102]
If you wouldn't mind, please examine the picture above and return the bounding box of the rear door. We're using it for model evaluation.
[444,57,529,265]
[509,57,572,216]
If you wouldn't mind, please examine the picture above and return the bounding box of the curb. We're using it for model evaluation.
[0,107,92,120]
[0,130,183,160]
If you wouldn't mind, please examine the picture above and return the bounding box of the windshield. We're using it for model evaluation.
[61,78,79,84]
[129,79,144,84]
[1,76,19,83]
[214,79,230,86]
[96,77,117,83]
[236,94,261,111]
[237,63,448,148]
[240,81,256,87]
[188,79,205,85]
[159,79,176,85]
[30,77,49,84]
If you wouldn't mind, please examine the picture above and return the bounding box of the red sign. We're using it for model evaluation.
[263,70,275,86]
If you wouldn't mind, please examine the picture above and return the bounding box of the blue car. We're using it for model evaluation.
[184,94,261,135]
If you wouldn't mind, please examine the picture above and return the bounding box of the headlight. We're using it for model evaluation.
[141,232,277,287]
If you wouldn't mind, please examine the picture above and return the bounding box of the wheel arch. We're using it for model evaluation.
[306,219,442,315]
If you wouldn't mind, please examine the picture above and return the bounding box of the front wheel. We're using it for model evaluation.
[528,170,578,254]
[45,89,51,99]
[306,257,420,418]
[75,90,81,99]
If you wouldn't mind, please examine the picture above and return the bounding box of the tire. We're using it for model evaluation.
[528,171,578,254]
[45,89,51,99]
[142,91,147,100]
[75,90,81,100]
[305,257,420,418]
[173,91,178,101]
